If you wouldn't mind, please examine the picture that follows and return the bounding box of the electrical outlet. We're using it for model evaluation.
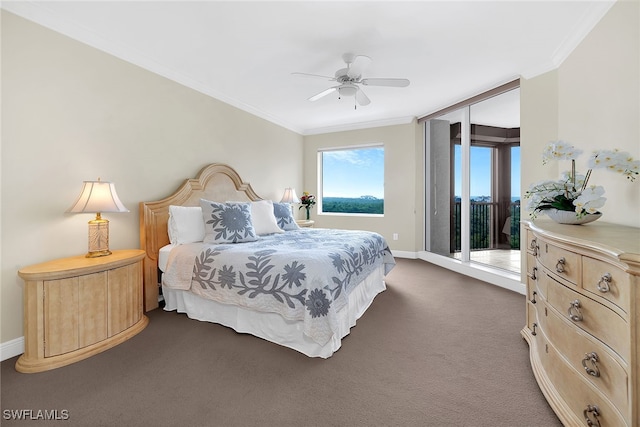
[393,233,398,241]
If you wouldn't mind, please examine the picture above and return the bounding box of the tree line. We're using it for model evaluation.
[322,197,384,214]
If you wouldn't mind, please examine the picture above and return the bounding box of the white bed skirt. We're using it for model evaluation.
[162,265,386,358]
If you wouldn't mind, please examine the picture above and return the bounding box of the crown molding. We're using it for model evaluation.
[1,1,306,135]
[303,116,416,136]
[4,0,615,137]
[520,0,616,79]
[551,1,616,69]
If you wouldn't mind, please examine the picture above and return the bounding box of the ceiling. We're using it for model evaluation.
[3,1,615,135]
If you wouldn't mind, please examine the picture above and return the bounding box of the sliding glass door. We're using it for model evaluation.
[424,87,520,274]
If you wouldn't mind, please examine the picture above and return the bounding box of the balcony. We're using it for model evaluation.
[451,201,521,273]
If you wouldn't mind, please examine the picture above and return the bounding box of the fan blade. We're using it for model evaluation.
[309,87,337,102]
[355,88,371,106]
[347,55,372,79]
[361,78,410,87]
[292,72,335,81]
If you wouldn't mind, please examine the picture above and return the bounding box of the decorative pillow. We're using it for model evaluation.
[200,199,258,244]
[168,205,206,244]
[273,202,300,231]
[249,200,284,235]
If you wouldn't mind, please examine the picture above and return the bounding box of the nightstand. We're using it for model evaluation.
[15,249,148,373]
[296,220,315,228]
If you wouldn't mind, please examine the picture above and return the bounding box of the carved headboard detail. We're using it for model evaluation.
[139,163,262,310]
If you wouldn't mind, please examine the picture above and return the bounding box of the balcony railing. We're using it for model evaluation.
[452,201,520,252]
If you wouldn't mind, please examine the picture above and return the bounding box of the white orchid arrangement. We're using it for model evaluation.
[525,141,638,219]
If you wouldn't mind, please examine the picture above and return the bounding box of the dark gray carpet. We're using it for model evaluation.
[1,258,561,426]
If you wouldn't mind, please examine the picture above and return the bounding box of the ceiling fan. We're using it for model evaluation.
[292,53,410,107]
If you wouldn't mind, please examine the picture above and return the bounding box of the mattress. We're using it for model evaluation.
[158,244,175,273]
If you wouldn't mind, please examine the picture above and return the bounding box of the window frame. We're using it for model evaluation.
[317,143,385,217]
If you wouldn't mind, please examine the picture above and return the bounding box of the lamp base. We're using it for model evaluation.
[86,249,113,258]
[87,215,112,257]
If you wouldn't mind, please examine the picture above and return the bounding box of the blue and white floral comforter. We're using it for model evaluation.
[162,228,395,345]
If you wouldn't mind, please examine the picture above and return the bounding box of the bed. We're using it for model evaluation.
[139,163,395,358]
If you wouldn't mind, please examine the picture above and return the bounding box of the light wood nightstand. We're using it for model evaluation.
[16,249,148,373]
[296,220,315,228]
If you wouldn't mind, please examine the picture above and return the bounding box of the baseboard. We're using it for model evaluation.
[1,336,24,362]
[390,250,417,259]
[417,251,525,295]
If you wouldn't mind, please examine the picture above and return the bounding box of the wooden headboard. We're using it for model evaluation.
[139,163,262,311]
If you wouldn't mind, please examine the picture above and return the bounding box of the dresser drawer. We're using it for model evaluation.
[583,256,631,316]
[526,230,538,255]
[526,300,539,336]
[532,258,548,300]
[526,274,546,336]
[526,252,537,278]
[540,300,629,416]
[540,334,628,426]
[537,239,580,284]
[543,272,630,363]
[526,272,538,305]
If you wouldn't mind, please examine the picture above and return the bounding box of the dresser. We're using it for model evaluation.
[15,250,149,373]
[522,220,640,426]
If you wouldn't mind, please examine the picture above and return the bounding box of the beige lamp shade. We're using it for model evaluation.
[67,180,129,214]
[67,179,129,258]
[280,188,300,204]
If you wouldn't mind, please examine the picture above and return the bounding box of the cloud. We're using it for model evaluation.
[324,147,382,167]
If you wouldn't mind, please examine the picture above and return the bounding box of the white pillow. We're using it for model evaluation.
[168,205,206,244]
[250,200,285,235]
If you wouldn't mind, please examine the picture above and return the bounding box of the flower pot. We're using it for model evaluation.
[546,209,602,225]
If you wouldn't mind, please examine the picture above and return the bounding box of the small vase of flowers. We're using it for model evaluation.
[525,141,638,224]
[299,192,316,220]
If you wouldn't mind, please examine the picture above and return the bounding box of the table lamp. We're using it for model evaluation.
[67,178,129,257]
[280,188,300,216]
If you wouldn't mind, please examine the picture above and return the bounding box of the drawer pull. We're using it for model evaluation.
[568,300,583,322]
[528,267,538,281]
[530,291,537,304]
[555,257,566,273]
[596,273,612,293]
[583,404,601,427]
[581,352,601,377]
[531,322,537,336]
[529,238,538,256]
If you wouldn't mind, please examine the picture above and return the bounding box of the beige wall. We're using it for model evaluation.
[521,0,639,228]
[1,12,303,344]
[521,70,559,195]
[303,122,419,253]
[2,0,638,351]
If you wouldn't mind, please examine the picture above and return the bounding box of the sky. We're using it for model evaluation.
[322,147,384,198]
[454,145,521,199]
[321,144,521,200]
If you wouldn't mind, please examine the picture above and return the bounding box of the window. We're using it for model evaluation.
[319,145,384,215]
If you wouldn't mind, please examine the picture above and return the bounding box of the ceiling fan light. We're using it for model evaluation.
[296,54,410,106]
[338,85,358,97]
